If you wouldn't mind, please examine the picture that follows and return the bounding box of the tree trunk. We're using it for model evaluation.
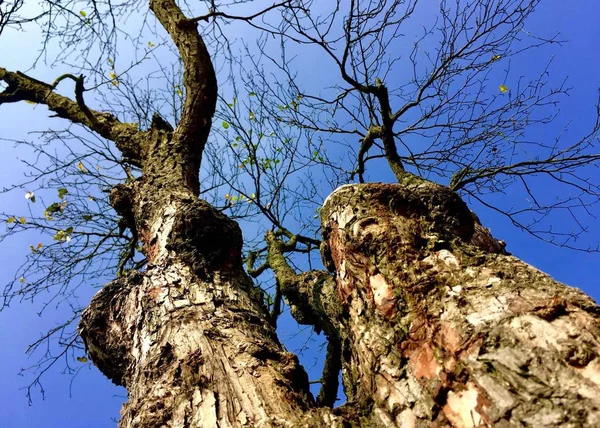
[319,179,600,427]
[78,128,342,426]
[80,176,600,427]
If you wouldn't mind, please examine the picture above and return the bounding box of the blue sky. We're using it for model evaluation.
[1,1,600,426]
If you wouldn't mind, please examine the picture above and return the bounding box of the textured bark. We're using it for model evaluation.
[57,1,600,425]
[77,95,344,425]
[80,133,344,425]
[79,166,600,426]
[317,179,600,427]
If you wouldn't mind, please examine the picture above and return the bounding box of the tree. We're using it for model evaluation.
[2,0,600,426]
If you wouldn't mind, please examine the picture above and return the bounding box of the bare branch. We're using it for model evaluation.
[0,68,143,164]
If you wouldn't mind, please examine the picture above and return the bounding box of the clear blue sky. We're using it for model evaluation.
[1,1,600,426]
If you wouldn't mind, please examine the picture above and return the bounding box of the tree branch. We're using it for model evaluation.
[190,1,291,24]
[150,0,217,160]
[264,231,342,407]
[0,68,142,165]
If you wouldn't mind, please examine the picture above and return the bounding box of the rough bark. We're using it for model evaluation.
[9,0,591,425]
[79,129,346,425]
[315,178,600,427]
[78,159,600,426]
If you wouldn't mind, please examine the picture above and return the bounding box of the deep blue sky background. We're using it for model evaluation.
[1,1,600,426]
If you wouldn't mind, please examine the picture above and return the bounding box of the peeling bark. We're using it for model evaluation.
[318,179,600,426]
[81,169,600,426]
[80,262,318,427]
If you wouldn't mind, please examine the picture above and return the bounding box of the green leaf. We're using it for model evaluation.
[79,10,87,17]
[53,228,73,242]
[249,92,256,97]
[222,121,230,129]
[45,202,63,216]
[58,188,68,199]
[76,356,88,363]
[499,84,509,93]
[82,215,93,221]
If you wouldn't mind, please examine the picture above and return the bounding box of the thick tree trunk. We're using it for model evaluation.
[78,128,343,425]
[80,176,600,427]
[318,179,600,427]
[79,251,320,427]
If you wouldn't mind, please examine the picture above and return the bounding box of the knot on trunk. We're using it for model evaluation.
[166,199,243,279]
[78,272,142,386]
[109,183,136,231]
[320,180,477,267]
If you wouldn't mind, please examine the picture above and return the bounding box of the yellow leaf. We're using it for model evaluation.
[80,10,87,17]
[37,243,43,249]
[77,356,88,363]
[148,41,156,48]
[6,217,16,224]
[109,72,119,86]
[492,54,502,62]
[19,217,26,224]
[25,100,37,105]
[78,161,88,172]
[19,277,25,283]
[88,196,95,201]
[499,84,509,93]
